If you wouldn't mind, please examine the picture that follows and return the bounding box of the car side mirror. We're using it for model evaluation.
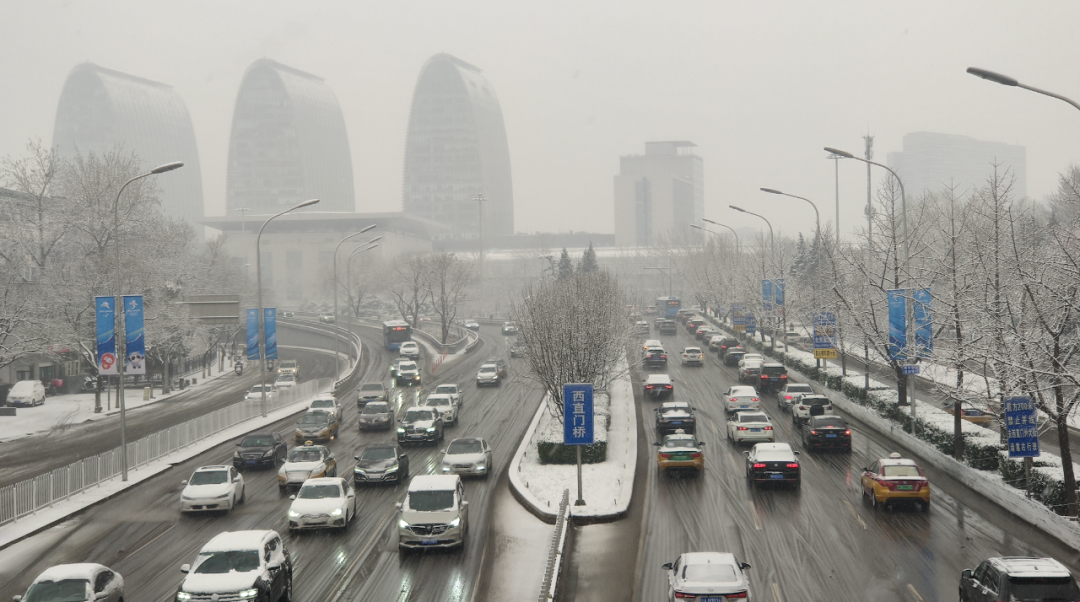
[698,443,705,448]
[661,562,673,570]
[355,455,361,461]
[180,564,191,574]
[94,592,108,601]
[961,569,972,580]
[400,454,407,459]
[652,442,661,447]
[289,494,296,501]
[793,451,800,455]
[462,500,469,507]
[233,476,240,482]
[266,561,281,570]
[236,442,241,446]
[742,451,750,457]
[395,502,403,510]
[181,479,188,486]
[740,562,752,570]
[863,467,871,472]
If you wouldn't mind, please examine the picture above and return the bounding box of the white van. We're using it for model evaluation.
[7,380,45,407]
[396,475,469,553]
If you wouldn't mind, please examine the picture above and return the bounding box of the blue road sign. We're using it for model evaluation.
[813,312,837,350]
[1004,396,1040,458]
[902,365,920,376]
[563,384,594,445]
[746,317,757,335]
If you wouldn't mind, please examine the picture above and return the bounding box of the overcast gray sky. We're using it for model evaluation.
[3,1,1078,240]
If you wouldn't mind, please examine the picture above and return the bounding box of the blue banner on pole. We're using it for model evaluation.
[264,308,277,360]
[914,288,933,358]
[774,279,785,308]
[887,289,906,361]
[746,316,757,335]
[246,309,260,360]
[563,383,594,445]
[123,295,145,375]
[761,280,773,316]
[1004,396,1040,458]
[96,296,118,375]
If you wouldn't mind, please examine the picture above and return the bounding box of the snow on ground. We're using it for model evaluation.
[0,363,232,443]
[510,359,636,519]
[480,481,554,601]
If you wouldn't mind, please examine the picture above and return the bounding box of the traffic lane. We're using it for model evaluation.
[636,327,1069,602]
[0,347,337,487]
[0,331,537,602]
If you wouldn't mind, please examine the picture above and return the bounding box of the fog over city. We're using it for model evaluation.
[2,1,1078,238]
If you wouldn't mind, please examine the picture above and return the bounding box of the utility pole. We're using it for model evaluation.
[863,134,874,393]
[474,194,487,283]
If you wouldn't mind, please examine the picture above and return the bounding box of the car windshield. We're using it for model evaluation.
[400,363,417,371]
[740,414,768,423]
[298,483,341,499]
[362,447,397,460]
[405,409,434,422]
[804,397,829,405]
[280,361,297,368]
[762,366,786,375]
[435,386,456,394]
[425,397,450,407]
[479,366,497,373]
[408,489,455,511]
[190,470,229,485]
[684,348,701,354]
[756,450,794,461]
[683,564,738,583]
[661,405,690,415]
[311,400,334,409]
[288,449,323,462]
[882,465,922,477]
[813,417,845,428]
[362,403,389,415]
[193,550,261,574]
[240,436,272,447]
[788,385,813,393]
[664,436,697,449]
[277,375,295,382]
[1007,576,1080,599]
[249,386,268,394]
[300,413,329,426]
[447,439,483,454]
[23,579,91,602]
[360,384,384,392]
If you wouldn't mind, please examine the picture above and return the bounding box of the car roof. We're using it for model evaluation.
[409,474,461,491]
[878,457,918,467]
[291,444,329,452]
[762,362,784,367]
[426,394,453,402]
[201,530,277,552]
[299,477,343,487]
[989,557,1073,577]
[480,363,498,369]
[683,347,701,352]
[661,401,690,409]
[680,552,738,567]
[645,374,673,383]
[753,442,793,452]
[435,383,459,389]
[729,386,756,393]
[364,442,398,450]
[33,563,109,582]
[193,465,231,472]
[448,437,484,445]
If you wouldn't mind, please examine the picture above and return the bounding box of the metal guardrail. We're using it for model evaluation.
[538,489,572,602]
[0,378,330,526]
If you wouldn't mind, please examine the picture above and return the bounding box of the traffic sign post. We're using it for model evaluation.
[1005,396,1039,458]
[902,365,920,376]
[563,383,594,506]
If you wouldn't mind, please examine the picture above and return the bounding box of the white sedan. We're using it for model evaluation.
[663,552,752,601]
[288,477,356,531]
[727,411,775,445]
[724,385,761,414]
[680,347,705,366]
[244,384,276,401]
[434,383,462,407]
[274,374,298,389]
[399,341,421,359]
[180,465,245,513]
[309,395,342,420]
[440,437,493,478]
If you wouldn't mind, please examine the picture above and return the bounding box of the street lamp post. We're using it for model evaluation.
[332,226,376,377]
[967,67,1080,112]
[701,218,740,253]
[474,194,487,282]
[236,207,251,234]
[730,205,787,352]
[256,199,320,417]
[645,267,671,297]
[826,145,917,432]
[115,161,184,481]
[345,242,381,354]
[761,188,822,360]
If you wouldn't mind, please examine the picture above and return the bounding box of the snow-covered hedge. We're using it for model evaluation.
[710,316,1079,515]
[535,392,610,464]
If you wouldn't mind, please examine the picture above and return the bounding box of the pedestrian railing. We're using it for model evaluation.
[0,378,329,526]
[538,489,572,602]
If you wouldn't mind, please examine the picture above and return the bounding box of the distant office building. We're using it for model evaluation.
[887,132,1027,199]
[402,53,514,239]
[226,59,355,215]
[614,142,703,247]
[53,63,204,226]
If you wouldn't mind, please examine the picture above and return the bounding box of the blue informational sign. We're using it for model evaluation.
[264,308,278,360]
[1004,396,1040,458]
[813,312,837,349]
[888,289,933,361]
[246,309,260,360]
[563,383,594,445]
[902,365,920,375]
[914,288,933,358]
[746,316,757,335]
[762,280,773,316]
[123,295,145,375]
[96,296,118,375]
[887,289,906,361]
[774,279,785,308]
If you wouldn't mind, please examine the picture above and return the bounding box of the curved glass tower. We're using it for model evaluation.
[53,63,204,225]
[226,59,355,214]
[403,54,514,238]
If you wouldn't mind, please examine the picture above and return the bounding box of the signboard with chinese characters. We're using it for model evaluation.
[96,296,118,375]
[814,349,838,359]
[813,312,837,349]
[563,383,594,445]
[902,365,920,376]
[1004,396,1040,458]
[745,316,756,335]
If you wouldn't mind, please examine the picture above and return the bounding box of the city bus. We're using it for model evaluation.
[382,320,412,350]
[657,297,681,318]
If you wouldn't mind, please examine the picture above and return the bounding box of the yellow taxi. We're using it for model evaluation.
[278,442,337,491]
[654,430,705,476]
[941,403,995,425]
[861,452,930,511]
[294,409,340,443]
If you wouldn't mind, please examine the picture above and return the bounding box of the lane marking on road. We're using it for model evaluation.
[907,583,925,602]
[124,524,175,560]
[327,505,398,601]
[749,499,762,530]
[771,582,782,602]
[800,451,820,470]
[842,499,867,529]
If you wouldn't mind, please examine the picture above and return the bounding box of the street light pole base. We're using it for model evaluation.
[574,499,586,506]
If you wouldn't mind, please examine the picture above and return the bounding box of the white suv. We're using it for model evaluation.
[397,475,469,553]
[792,394,834,425]
[177,530,293,602]
[424,393,459,425]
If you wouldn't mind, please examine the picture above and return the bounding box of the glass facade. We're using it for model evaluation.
[402,54,514,239]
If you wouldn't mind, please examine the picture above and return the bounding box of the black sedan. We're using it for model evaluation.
[801,415,852,452]
[724,349,746,367]
[233,432,287,470]
[354,443,410,485]
[643,348,668,368]
[655,401,696,435]
[744,442,800,488]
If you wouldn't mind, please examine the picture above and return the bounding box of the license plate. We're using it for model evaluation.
[740,405,748,409]
[750,428,761,433]
[671,421,682,425]
[826,434,837,438]
[420,538,437,545]
[308,520,326,525]
[701,598,724,602]
[246,460,257,465]
[897,485,913,491]
[770,473,785,479]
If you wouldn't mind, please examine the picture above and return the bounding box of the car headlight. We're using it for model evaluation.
[233,451,241,459]
[426,427,436,433]
[398,519,410,529]
[476,464,486,471]
[181,495,193,501]
[354,467,366,474]
[449,517,461,529]
[237,589,258,599]
[397,428,405,433]
[263,449,275,457]
[442,465,451,473]
[289,510,300,518]
[215,493,230,499]
[176,592,193,601]
[331,508,343,516]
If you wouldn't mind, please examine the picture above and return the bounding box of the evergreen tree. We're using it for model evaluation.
[557,248,574,281]
[578,242,600,274]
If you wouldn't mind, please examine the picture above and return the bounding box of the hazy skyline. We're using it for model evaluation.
[3,1,1078,241]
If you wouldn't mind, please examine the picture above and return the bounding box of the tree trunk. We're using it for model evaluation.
[895,363,908,406]
[1054,335,1077,516]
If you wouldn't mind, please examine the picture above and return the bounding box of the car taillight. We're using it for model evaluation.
[780,374,788,379]
[785,395,793,400]
[726,593,748,599]
[737,426,748,431]
[690,452,702,458]
[786,463,799,468]
[799,405,807,410]
[729,397,737,402]
[881,479,897,490]
[665,385,673,389]
[751,397,759,401]
[844,430,851,435]
[673,593,694,599]
[753,463,766,469]
[764,426,773,430]
[661,355,667,359]
[810,430,817,435]
[659,453,671,459]
[646,385,654,389]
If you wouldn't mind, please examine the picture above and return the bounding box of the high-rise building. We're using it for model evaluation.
[226,59,355,214]
[887,132,1027,199]
[402,53,514,239]
[614,142,703,247]
[53,63,204,226]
